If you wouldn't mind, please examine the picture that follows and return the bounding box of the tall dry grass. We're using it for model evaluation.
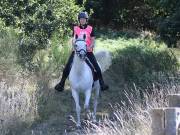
[0,72,38,135]
[72,82,180,135]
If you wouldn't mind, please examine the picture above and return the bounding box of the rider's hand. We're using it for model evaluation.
[90,44,94,49]
[72,39,75,45]
[87,44,94,51]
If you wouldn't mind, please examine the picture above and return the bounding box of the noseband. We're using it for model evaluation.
[74,39,87,58]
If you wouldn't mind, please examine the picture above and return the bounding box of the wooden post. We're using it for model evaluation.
[167,94,180,135]
[151,108,180,135]
[165,108,180,135]
[150,108,165,135]
[150,94,180,135]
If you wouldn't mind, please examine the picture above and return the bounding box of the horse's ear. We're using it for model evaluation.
[83,34,86,40]
[75,34,78,39]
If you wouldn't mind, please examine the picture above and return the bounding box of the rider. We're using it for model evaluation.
[55,11,109,92]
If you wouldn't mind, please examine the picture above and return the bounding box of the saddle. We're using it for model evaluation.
[85,58,99,82]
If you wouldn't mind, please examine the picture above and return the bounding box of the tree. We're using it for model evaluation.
[84,0,154,29]
[147,0,180,47]
[0,0,81,70]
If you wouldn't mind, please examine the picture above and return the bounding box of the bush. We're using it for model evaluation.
[0,0,82,71]
[32,32,71,78]
[0,24,21,73]
[111,39,179,86]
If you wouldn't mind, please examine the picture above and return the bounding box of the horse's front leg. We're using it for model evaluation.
[93,81,100,123]
[72,89,81,128]
[84,89,92,120]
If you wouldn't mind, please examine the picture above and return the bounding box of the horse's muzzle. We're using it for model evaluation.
[79,53,86,60]
[77,49,86,60]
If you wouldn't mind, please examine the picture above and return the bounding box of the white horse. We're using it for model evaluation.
[69,35,111,127]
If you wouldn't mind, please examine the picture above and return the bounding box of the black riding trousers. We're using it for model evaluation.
[61,51,103,81]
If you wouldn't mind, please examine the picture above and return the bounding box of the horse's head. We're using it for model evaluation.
[74,34,87,60]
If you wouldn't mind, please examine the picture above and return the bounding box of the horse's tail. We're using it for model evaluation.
[95,51,112,72]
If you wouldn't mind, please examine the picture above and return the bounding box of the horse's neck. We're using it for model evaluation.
[72,55,87,74]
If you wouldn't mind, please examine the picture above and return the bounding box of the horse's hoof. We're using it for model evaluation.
[76,125,82,130]
[85,114,91,120]
[92,119,97,123]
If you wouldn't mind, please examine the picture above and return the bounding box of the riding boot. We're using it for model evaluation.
[55,51,74,92]
[99,77,109,91]
[55,78,66,92]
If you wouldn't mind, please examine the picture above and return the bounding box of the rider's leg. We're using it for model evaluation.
[55,51,75,91]
[86,52,109,91]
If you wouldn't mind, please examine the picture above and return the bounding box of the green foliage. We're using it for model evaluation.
[0,24,21,72]
[0,0,81,70]
[84,0,154,29]
[144,0,180,47]
[158,9,180,47]
[147,0,179,17]
[95,29,179,87]
[0,28,18,60]
[84,0,179,47]
[111,39,179,86]
[32,33,71,77]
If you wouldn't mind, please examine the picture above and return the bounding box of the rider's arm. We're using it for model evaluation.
[90,27,95,49]
[90,36,95,49]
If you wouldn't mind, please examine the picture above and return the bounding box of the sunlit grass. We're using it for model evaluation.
[95,37,138,52]
[95,35,167,54]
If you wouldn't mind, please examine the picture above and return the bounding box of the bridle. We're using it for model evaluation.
[74,39,87,59]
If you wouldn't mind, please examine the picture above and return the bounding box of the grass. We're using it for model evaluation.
[96,30,180,70]
[0,73,38,135]
[0,28,180,135]
[95,30,166,52]
[21,31,180,134]
[77,83,180,135]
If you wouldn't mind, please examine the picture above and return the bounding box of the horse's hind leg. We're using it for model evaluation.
[93,81,100,122]
[72,89,81,127]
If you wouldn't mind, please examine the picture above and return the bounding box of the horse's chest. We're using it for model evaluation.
[70,69,91,82]
[69,65,93,91]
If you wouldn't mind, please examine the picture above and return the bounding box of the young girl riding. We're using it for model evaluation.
[55,11,109,92]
